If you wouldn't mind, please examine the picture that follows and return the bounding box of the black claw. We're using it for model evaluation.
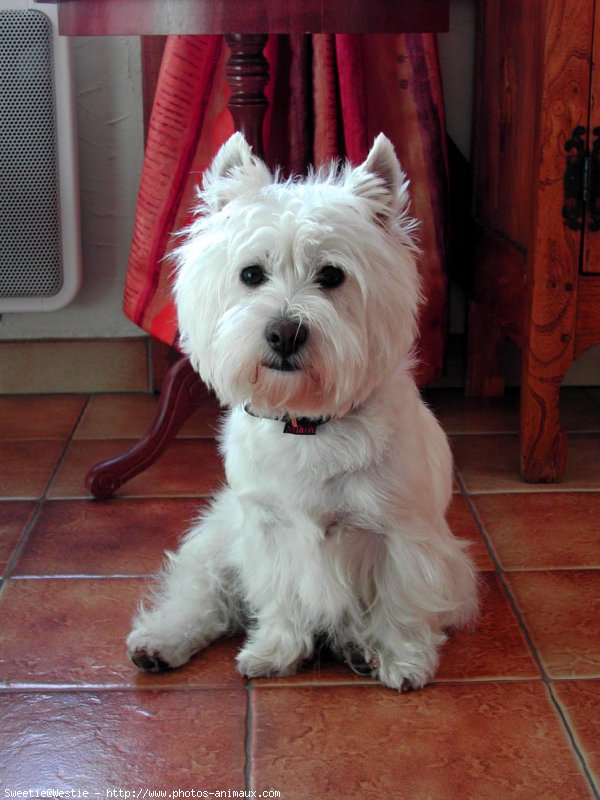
[342,644,377,677]
[131,648,170,673]
[348,652,375,676]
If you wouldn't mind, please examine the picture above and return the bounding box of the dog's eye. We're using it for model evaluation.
[240,265,266,286]
[317,265,345,290]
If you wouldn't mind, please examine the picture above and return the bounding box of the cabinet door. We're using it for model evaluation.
[582,5,600,274]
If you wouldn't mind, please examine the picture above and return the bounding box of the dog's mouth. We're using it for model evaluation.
[262,358,301,373]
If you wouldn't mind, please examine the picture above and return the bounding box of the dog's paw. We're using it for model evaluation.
[130,647,171,673]
[235,647,296,678]
[375,649,435,692]
[126,628,195,673]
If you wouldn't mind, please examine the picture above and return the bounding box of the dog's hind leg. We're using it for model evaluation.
[127,491,242,672]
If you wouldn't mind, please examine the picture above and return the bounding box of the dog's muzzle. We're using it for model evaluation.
[265,319,308,369]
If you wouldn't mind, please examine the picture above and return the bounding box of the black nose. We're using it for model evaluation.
[265,319,309,358]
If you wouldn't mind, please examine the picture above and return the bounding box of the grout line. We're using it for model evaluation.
[483,565,600,573]
[448,428,600,436]
[0,503,44,590]
[0,683,249,694]
[458,484,552,681]
[458,487,600,496]
[461,480,600,799]
[244,683,254,793]
[0,675,593,697]
[34,494,217,501]
[546,684,600,800]
[0,674,552,695]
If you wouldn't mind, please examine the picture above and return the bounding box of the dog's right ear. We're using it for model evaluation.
[200,132,271,212]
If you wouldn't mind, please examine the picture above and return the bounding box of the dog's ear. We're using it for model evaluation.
[348,134,411,222]
[201,132,271,211]
[207,132,254,180]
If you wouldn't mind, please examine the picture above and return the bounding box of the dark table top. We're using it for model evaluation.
[39,0,449,36]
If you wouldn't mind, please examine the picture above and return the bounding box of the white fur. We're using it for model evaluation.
[127,133,478,690]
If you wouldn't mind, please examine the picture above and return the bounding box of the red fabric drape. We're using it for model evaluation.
[123,34,449,384]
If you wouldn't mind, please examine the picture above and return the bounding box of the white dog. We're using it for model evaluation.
[127,132,478,690]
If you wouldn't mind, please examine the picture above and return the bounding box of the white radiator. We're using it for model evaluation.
[0,0,81,312]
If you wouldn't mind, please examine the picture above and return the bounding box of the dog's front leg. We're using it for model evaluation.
[236,606,314,678]
[127,491,240,672]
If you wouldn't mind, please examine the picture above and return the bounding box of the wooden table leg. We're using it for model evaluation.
[85,33,271,499]
[225,34,269,157]
[86,358,208,500]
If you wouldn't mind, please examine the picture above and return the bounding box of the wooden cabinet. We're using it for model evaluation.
[468,0,600,481]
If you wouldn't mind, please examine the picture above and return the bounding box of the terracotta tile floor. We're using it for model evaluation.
[1,387,599,799]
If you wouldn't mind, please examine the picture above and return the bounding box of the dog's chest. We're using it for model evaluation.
[221,408,383,518]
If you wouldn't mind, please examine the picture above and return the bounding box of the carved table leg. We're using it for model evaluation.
[520,362,568,483]
[86,34,271,499]
[225,34,269,157]
[86,358,207,499]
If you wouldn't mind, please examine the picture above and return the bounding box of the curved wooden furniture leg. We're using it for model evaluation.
[86,358,207,500]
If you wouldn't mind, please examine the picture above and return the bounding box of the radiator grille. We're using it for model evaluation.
[0,9,62,298]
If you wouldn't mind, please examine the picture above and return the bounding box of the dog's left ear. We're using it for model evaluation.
[348,134,410,221]
[201,132,272,212]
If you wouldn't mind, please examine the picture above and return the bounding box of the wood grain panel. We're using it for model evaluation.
[520,0,595,481]
[472,225,527,346]
[472,0,542,250]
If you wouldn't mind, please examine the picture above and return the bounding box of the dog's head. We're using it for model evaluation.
[174,132,421,418]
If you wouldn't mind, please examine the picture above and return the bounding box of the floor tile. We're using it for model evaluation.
[0,441,64,499]
[0,502,36,574]
[13,498,204,577]
[0,395,86,440]
[250,682,591,800]
[473,492,600,570]
[74,392,222,440]
[0,578,245,688]
[1,689,246,791]
[48,439,225,498]
[506,571,600,677]
[553,680,600,788]
[436,572,539,681]
[453,434,600,492]
[452,435,520,493]
[447,494,494,570]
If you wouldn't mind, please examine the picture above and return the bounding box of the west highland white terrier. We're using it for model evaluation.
[127,132,478,690]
